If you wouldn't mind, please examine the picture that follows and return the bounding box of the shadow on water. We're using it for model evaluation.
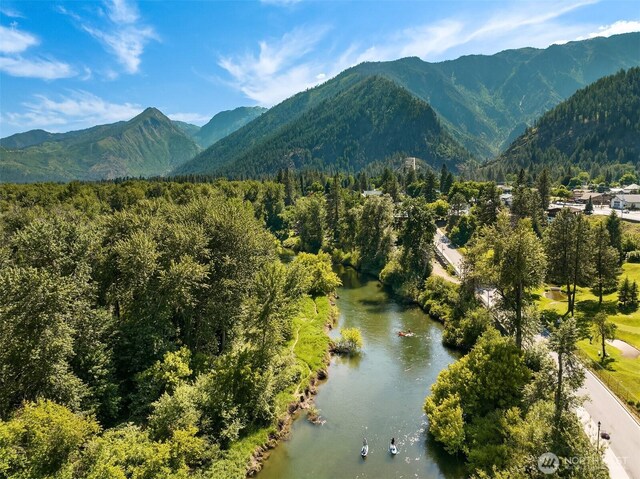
[425,431,466,476]
[333,350,364,369]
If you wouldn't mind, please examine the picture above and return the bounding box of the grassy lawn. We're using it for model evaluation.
[536,263,640,407]
[586,215,640,237]
[576,340,640,406]
[207,296,333,478]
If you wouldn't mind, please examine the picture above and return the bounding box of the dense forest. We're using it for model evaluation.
[0,179,341,478]
[0,165,615,477]
[179,76,471,178]
[481,68,640,182]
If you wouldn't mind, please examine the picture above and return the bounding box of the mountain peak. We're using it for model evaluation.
[136,107,169,121]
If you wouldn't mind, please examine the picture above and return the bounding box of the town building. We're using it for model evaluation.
[611,195,640,210]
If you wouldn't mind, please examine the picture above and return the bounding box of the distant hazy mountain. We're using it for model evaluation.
[172,121,201,138]
[179,76,471,177]
[0,108,201,183]
[176,32,639,178]
[483,67,640,180]
[193,106,267,148]
[0,130,65,149]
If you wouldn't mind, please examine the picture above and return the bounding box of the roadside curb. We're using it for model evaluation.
[583,367,640,428]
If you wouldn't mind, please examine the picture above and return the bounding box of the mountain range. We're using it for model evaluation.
[187,76,472,178]
[192,106,267,148]
[482,67,640,181]
[1,32,639,183]
[0,106,265,183]
[0,108,201,183]
[176,32,640,178]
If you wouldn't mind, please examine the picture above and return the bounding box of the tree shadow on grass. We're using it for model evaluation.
[575,299,618,316]
[598,356,617,371]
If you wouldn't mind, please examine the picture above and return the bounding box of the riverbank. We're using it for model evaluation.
[256,267,464,479]
[206,296,336,478]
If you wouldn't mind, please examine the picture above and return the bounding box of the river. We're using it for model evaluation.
[258,266,465,479]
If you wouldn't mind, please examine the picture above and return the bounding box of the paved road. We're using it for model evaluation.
[550,202,640,223]
[578,373,640,478]
[433,230,640,478]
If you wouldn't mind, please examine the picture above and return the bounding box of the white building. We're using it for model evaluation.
[611,195,640,210]
[500,193,513,207]
[623,184,640,194]
[362,189,383,198]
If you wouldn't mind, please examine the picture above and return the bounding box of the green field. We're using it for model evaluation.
[536,263,640,405]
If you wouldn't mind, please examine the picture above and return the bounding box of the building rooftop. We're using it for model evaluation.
[613,194,640,202]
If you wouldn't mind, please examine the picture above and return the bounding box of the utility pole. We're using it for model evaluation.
[597,421,601,453]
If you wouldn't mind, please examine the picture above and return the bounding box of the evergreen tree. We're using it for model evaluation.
[606,211,623,263]
[326,174,342,245]
[293,194,327,252]
[357,195,395,273]
[544,210,593,315]
[631,280,639,309]
[440,164,448,192]
[398,198,436,286]
[282,168,296,206]
[584,196,594,214]
[475,183,501,227]
[618,277,631,308]
[381,167,400,201]
[468,214,546,349]
[536,168,551,210]
[549,318,583,429]
[443,172,454,195]
[592,223,620,304]
[423,170,438,202]
[358,171,368,192]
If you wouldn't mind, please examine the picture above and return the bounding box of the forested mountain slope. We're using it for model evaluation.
[483,67,640,180]
[194,106,267,148]
[172,120,201,138]
[0,108,201,183]
[360,32,640,158]
[176,32,640,177]
[182,76,472,177]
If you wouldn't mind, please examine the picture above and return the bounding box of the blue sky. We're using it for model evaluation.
[0,0,638,137]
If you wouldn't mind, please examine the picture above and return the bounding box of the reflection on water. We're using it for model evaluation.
[544,290,567,301]
[258,266,465,479]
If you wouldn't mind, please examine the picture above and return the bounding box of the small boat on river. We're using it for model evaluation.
[361,438,368,458]
[398,330,415,337]
[389,437,398,455]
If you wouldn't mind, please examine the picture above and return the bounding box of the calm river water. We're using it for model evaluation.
[258,267,465,479]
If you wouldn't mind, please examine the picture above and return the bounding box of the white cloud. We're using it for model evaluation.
[169,112,211,124]
[0,22,76,80]
[0,6,24,18]
[218,26,336,105]
[2,91,144,132]
[218,0,614,106]
[365,0,600,61]
[577,20,640,40]
[0,56,74,79]
[0,24,38,53]
[61,0,157,75]
[82,23,157,74]
[107,0,140,23]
